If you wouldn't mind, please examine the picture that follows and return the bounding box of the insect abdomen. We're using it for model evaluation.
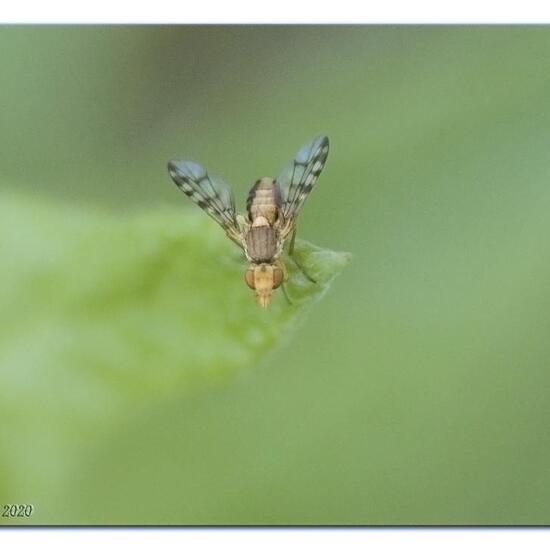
[246,177,282,224]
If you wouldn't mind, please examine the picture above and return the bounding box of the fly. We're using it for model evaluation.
[167,136,329,307]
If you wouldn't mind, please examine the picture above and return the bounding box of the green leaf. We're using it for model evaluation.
[0,194,349,515]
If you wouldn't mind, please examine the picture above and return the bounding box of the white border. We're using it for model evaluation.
[1,4,549,547]
[2,0,550,23]
[1,528,550,549]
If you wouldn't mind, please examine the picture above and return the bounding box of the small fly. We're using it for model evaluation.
[167,136,329,307]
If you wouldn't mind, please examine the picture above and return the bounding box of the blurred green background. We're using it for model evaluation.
[2,25,550,524]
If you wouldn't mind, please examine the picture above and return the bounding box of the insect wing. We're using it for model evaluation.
[168,160,240,239]
[277,135,329,227]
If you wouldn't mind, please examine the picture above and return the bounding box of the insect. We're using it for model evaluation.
[167,135,329,307]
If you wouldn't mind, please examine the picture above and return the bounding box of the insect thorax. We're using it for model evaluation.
[244,225,278,263]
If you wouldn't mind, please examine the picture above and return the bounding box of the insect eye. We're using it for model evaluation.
[272,267,284,289]
[245,268,256,289]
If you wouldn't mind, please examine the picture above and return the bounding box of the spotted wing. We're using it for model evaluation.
[168,160,242,246]
[276,136,329,236]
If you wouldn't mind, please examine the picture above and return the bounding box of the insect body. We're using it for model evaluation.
[168,136,329,307]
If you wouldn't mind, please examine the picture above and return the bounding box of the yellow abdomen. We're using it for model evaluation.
[246,177,283,225]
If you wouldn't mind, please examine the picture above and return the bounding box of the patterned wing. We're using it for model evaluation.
[276,136,329,235]
[168,159,242,245]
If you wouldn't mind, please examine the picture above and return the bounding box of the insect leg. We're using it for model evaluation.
[225,229,244,248]
[287,229,317,284]
[289,227,297,256]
